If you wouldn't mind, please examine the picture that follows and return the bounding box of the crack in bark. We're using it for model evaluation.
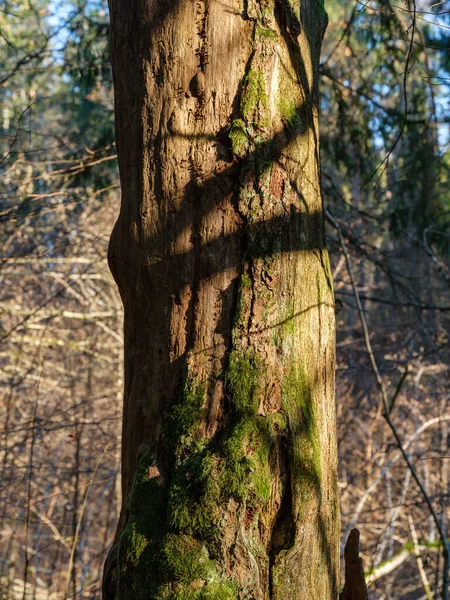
[185,151,204,356]
[195,0,210,72]
[268,435,295,598]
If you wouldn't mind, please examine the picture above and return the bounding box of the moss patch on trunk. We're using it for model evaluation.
[282,365,321,515]
[116,353,276,597]
[116,452,167,599]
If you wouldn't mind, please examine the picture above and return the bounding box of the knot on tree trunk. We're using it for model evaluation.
[339,529,368,600]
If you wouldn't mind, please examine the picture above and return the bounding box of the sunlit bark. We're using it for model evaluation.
[104,1,339,598]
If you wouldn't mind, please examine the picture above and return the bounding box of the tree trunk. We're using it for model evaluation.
[104,1,339,598]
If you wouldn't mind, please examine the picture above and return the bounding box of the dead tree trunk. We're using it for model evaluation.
[340,529,368,600]
[104,0,339,598]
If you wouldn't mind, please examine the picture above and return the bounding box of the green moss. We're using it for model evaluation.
[282,308,296,336]
[229,119,249,157]
[168,453,221,538]
[240,272,252,289]
[256,25,278,41]
[119,359,276,597]
[252,419,272,502]
[118,351,277,597]
[221,350,274,504]
[233,272,251,328]
[241,69,267,121]
[160,534,213,583]
[255,138,274,176]
[199,582,239,599]
[164,356,268,537]
[123,525,149,565]
[221,415,272,504]
[277,61,307,138]
[227,349,261,415]
[117,453,168,599]
[282,366,321,507]
[221,418,253,499]
[228,66,271,176]
[157,533,239,599]
[229,69,269,154]
[157,590,199,600]
[157,580,238,600]
[253,472,271,502]
[169,379,206,460]
[278,97,303,131]
[165,377,219,540]
[156,535,239,599]
[170,380,205,441]
[269,411,288,431]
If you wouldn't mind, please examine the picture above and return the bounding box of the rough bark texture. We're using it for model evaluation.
[104,0,339,598]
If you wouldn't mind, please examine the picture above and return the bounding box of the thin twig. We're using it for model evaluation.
[361,0,417,188]
[65,444,111,594]
[22,357,43,600]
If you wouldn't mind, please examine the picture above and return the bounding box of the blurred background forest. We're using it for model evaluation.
[0,0,449,598]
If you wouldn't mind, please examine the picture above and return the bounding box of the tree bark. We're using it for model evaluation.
[104,1,339,598]
[339,529,368,600]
